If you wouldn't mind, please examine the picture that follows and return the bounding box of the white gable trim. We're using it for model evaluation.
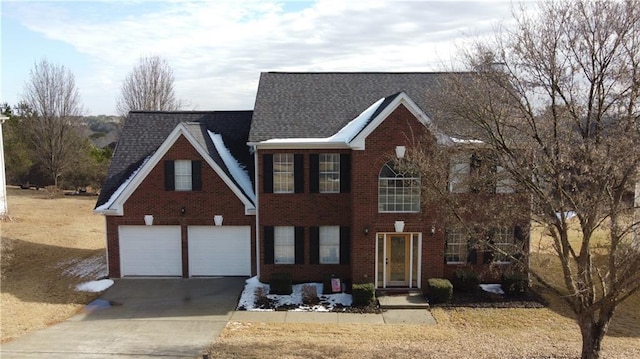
[95,123,256,216]
[349,92,450,149]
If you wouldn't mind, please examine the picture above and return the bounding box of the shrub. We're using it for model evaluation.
[269,272,292,295]
[302,284,319,305]
[501,272,528,296]
[351,283,375,307]
[254,286,269,309]
[452,268,480,292]
[427,278,453,304]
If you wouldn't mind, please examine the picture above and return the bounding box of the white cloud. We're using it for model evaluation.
[6,0,516,115]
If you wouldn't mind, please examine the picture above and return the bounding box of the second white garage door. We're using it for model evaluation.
[119,225,182,276]
[188,226,251,276]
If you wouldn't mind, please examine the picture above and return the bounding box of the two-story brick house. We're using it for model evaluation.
[95,72,530,292]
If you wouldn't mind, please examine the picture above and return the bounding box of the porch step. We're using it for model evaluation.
[377,291,429,309]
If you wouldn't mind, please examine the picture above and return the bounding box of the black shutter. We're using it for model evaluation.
[294,154,304,193]
[340,226,351,265]
[164,160,175,191]
[514,225,525,241]
[309,154,319,193]
[340,154,351,193]
[310,227,320,264]
[191,161,202,191]
[264,226,274,264]
[295,226,305,264]
[263,154,273,193]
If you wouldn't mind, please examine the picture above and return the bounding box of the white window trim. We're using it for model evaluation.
[378,162,420,213]
[175,160,192,191]
[496,165,516,193]
[319,153,340,193]
[445,229,468,264]
[492,227,515,263]
[449,156,470,193]
[274,226,295,264]
[273,153,294,193]
[319,226,340,264]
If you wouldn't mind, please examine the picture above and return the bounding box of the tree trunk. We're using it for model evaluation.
[578,315,607,359]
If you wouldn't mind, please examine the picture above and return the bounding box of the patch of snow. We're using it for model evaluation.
[59,255,107,279]
[76,279,114,292]
[95,156,151,211]
[261,97,386,145]
[208,131,256,202]
[556,211,577,220]
[480,283,505,295]
[328,97,385,143]
[237,276,352,312]
[451,137,484,144]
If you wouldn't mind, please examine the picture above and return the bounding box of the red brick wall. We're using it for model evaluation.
[105,134,256,278]
[255,103,531,290]
[258,149,352,283]
[350,104,443,289]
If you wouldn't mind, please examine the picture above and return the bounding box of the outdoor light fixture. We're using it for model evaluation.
[430,225,436,235]
[363,226,370,235]
[395,146,406,159]
[144,215,154,226]
[214,215,223,226]
[181,206,186,215]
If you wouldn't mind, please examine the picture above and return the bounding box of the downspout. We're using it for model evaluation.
[254,147,260,278]
[104,216,110,277]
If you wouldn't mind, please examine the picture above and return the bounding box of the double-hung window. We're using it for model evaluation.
[319,226,340,264]
[495,165,516,193]
[164,160,202,191]
[491,227,515,262]
[174,160,193,191]
[449,155,470,193]
[273,154,294,193]
[445,228,467,263]
[274,226,295,264]
[319,154,340,193]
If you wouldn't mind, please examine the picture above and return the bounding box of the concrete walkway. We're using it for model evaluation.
[230,308,436,325]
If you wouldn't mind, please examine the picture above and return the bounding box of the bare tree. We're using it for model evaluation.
[412,2,640,359]
[21,59,84,187]
[116,55,182,116]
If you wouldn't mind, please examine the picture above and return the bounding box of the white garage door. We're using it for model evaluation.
[188,226,251,276]
[119,225,182,276]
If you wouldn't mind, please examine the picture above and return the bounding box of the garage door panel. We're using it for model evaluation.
[188,226,251,276]
[119,226,182,276]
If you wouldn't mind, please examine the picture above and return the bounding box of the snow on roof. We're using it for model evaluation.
[208,131,256,203]
[451,137,484,144]
[261,97,386,145]
[95,156,151,212]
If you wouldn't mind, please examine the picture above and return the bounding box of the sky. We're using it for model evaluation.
[1,0,519,116]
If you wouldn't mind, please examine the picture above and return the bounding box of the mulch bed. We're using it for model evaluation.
[431,289,547,308]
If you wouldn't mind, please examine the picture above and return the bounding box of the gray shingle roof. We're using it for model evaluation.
[96,111,253,209]
[249,72,459,142]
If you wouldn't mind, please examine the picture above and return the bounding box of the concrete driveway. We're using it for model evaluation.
[1,277,246,359]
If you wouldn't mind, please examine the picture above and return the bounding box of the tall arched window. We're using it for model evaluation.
[378,161,420,213]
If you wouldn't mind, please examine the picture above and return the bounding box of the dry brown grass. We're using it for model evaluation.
[0,187,105,342]
[209,220,640,358]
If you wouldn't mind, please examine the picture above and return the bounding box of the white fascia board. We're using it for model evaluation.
[254,141,351,150]
[104,123,255,215]
[350,92,451,149]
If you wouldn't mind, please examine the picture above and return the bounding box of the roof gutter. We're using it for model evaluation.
[249,141,352,150]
